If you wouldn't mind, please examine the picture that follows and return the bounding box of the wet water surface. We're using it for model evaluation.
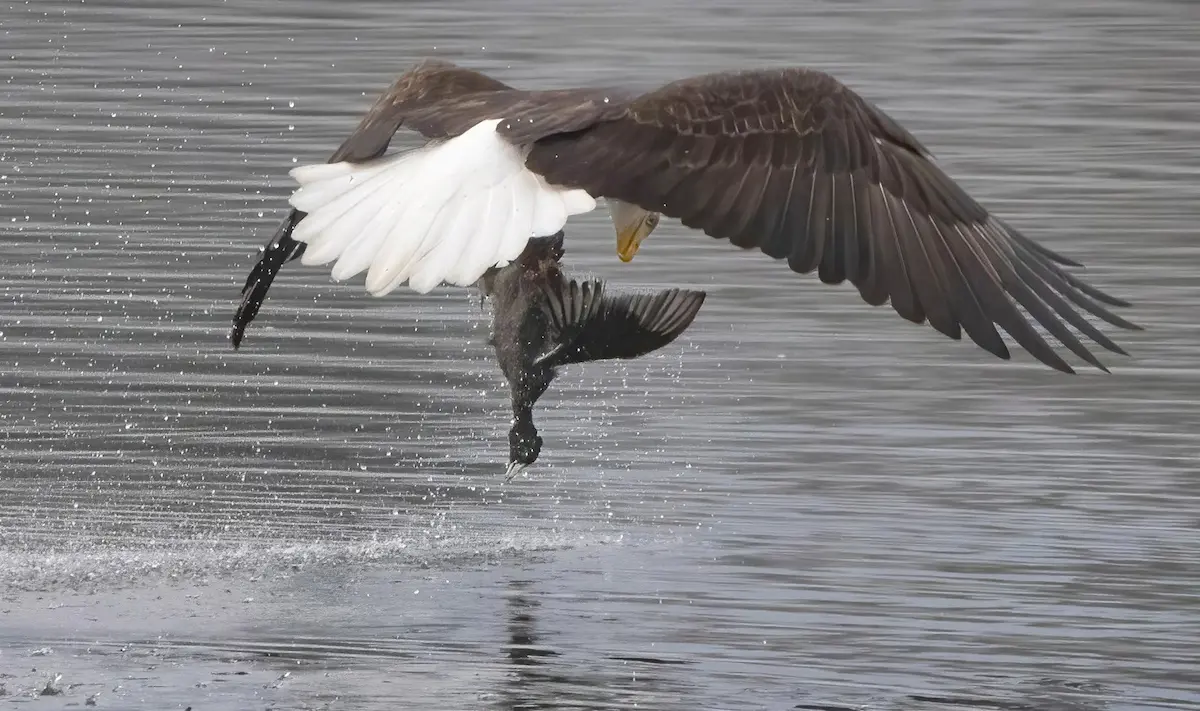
[2,1,1198,709]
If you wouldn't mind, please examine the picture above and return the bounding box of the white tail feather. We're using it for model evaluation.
[447,184,515,286]
[293,164,407,265]
[289,154,404,216]
[292,151,425,266]
[289,161,367,186]
[288,119,597,296]
[560,188,597,215]
[408,187,489,293]
[328,199,404,281]
[529,173,568,238]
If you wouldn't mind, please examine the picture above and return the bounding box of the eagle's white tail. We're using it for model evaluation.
[288,119,597,296]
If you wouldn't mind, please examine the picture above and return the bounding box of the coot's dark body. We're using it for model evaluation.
[478,232,706,480]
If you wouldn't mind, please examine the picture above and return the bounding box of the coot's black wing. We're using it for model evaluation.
[537,278,707,367]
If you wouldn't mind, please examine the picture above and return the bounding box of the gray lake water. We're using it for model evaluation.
[2,1,1198,709]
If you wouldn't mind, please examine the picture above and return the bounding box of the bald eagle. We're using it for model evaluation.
[232,59,1139,373]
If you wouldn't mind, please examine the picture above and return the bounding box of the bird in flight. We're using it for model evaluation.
[231,59,1139,374]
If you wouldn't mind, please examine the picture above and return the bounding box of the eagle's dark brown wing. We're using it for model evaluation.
[330,60,631,152]
[525,68,1139,373]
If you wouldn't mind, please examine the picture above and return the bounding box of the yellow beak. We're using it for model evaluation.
[617,215,661,263]
[609,200,658,263]
[617,223,644,262]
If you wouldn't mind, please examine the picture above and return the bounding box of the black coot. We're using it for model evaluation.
[478,232,706,481]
